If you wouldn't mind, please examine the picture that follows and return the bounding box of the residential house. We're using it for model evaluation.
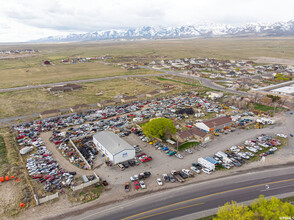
[70,104,90,112]
[40,109,61,119]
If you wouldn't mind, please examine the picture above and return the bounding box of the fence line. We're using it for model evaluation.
[69,138,92,169]
[72,172,100,191]
[38,192,59,204]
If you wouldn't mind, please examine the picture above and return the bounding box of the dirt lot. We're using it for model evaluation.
[251,56,294,66]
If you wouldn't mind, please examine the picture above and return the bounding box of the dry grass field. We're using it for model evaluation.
[1,37,294,119]
[0,62,159,89]
[0,37,294,89]
[0,78,154,118]
[0,75,206,118]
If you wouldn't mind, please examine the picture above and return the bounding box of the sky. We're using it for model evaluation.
[1,0,294,42]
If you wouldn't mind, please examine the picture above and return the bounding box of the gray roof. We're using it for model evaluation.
[93,131,134,155]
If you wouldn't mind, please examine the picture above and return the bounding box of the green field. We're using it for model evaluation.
[0,135,8,172]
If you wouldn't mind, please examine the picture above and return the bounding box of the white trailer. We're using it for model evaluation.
[198,157,215,171]
[216,151,232,164]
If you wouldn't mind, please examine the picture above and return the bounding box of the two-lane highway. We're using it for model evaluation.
[56,167,294,220]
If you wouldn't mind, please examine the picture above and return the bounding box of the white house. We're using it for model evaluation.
[93,131,135,164]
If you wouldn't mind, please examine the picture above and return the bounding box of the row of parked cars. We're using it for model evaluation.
[152,134,285,186]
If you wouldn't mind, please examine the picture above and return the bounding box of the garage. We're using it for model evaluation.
[93,131,135,165]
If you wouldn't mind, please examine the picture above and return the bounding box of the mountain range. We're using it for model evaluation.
[34,20,294,42]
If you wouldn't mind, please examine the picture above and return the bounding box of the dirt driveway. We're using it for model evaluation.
[40,132,93,176]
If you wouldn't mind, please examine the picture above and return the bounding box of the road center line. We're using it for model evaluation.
[121,178,294,220]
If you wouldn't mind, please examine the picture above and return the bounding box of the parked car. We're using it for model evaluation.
[201,168,212,174]
[125,182,130,192]
[157,178,163,186]
[185,149,193,154]
[162,174,169,182]
[168,175,175,182]
[134,181,140,189]
[190,166,200,174]
[175,153,184,159]
[139,180,146,189]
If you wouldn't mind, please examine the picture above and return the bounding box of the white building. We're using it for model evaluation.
[93,131,135,165]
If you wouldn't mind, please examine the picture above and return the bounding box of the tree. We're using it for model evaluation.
[214,195,294,220]
[142,118,176,140]
[214,201,254,220]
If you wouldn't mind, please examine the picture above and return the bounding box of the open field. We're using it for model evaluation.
[0,78,155,118]
[1,37,294,89]
[0,62,159,89]
[0,74,214,119]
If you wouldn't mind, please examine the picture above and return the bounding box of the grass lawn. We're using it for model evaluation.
[253,103,286,112]
[0,135,8,172]
[178,141,200,151]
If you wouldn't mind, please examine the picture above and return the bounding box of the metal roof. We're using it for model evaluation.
[93,131,134,156]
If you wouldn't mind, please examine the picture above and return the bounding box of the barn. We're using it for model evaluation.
[93,131,135,164]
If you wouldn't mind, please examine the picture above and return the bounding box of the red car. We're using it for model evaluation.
[32,174,42,179]
[259,153,267,157]
[140,156,152,162]
[54,140,62,145]
[134,181,140,189]
[137,153,146,157]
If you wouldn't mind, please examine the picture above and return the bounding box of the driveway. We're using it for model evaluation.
[40,132,93,176]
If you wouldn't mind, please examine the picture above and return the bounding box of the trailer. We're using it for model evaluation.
[197,157,215,171]
[205,157,219,166]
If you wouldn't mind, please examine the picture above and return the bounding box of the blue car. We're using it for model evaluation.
[290,134,293,137]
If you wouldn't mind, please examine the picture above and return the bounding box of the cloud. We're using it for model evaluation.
[0,0,293,42]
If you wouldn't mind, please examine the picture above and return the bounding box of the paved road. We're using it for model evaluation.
[58,166,294,220]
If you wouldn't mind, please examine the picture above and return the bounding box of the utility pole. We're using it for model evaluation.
[212,121,216,140]
[176,134,179,152]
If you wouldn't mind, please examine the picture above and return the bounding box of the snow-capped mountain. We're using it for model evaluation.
[33,20,294,42]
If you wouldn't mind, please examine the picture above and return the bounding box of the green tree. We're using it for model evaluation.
[142,118,176,140]
[250,195,294,219]
[214,201,254,220]
[214,195,294,220]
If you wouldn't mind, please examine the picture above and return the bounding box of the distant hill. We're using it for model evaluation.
[33,20,294,42]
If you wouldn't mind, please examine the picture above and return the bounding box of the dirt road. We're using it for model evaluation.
[40,132,93,176]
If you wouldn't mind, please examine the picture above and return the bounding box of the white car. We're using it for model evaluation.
[175,153,184,159]
[277,134,287,138]
[185,149,193,154]
[270,147,277,152]
[139,180,146,189]
[190,166,200,174]
[201,168,212,175]
[130,175,139,181]
[156,178,163,186]
[245,151,254,157]
[182,169,193,177]
[254,145,262,151]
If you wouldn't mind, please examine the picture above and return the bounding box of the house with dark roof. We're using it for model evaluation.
[196,116,232,133]
[146,90,160,98]
[39,109,61,119]
[70,104,90,112]
[176,127,211,143]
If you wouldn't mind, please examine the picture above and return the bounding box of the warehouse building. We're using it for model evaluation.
[93,131,135,164]
[196,116,232,133]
